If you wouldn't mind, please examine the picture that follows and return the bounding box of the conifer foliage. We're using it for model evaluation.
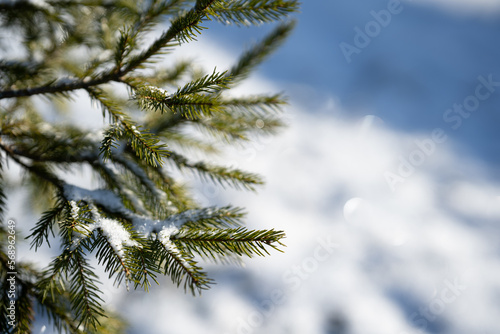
[0,0,298,332]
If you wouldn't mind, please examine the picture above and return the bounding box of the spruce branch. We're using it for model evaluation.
[111,152,165,201]
[132,159,197,211]
[28,199,66,251]
[152,238,213,295]
[0,139,65,190]
[219,94,286,115]
[136,85,224,118]
[87,88,170,167]
[0,0,221,101]
[33,286,83,334]
[167,206,246,229]
[133,61,191,88]
[155,129,221,154]
[124,0,218,71]
[0,0,298,331]
[173,69,231,96]
[90,160,149,215]
[167,150,264,190]
[126,242,160,292]
[226,20,296,86]
[173,227,286,259]
[69,249,106,329]
[91,233,135,287]
[37,247,105,332]
[208,0,299,26]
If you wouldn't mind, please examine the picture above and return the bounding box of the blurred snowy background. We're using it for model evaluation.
[10,0,500,333]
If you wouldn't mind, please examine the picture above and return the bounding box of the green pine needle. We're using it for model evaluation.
[0,0,298,331]
[208,0,299,26]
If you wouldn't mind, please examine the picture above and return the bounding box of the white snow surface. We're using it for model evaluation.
[92,217,138,258]
[68,202,138,257]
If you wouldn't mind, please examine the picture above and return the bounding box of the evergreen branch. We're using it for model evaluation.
[131,0,189,37]
[111,152,165,201]
[135,86,171,113]
[123,0,218,71]
[63,185,145,224]
[114,28,135,68]
[87,88,169,167]
[37,245,104,332]
[0,0,119,11]
[0,0,296,330]
[3,126,97,163]
[139,92,285,133]
[173,69,230,96]
[164,94,223,118]
[157,129,220,154]
[136,87,223,118]
[0,75,112,100]
[167,150,264,190]
[62,184,189,233]
[32,257,119,334]
[100,125,123,162]
[135,68,231,120]
[12,275,35,334]
[69,248,106,329]
[0,1,219,101]
[0,140,65,190]
[173,227,286,259]
[226,20,296,86]
[167,206,245,229]
[34,290,84,334]
[28,199,66,250]
[220,94,286,115]
[108,156,182,218]
[75,204,140,289]
[141,162,196,211]
[132,61,191,87]
[91,233,133,287]
[91,161,148,215]
[127,242,160,292]
[208,0,299,26]
[192,107,285,142]
[12,258,80,333]
[152,239,213,295]
[0,60,42,86]
[127,128,170,168]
